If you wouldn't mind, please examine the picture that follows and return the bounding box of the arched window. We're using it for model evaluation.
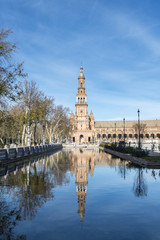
[135,134,138,139]
[113,134,116,138]
[108,134,111,139]
[129,134,132,138]
[140,134,143,138]
[157,133,160,139]
[145,134,149,138]
[97,133,101,139]
[151,134,155,139]
[83,98,85,103]
[78,98,80,103]
[102,134,106,138]
[81,82,82,88]
[118,134,122,139]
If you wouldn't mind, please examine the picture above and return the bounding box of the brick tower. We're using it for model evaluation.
[70,66,94,143]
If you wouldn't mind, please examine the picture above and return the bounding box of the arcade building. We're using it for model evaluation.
[69,66,160,144]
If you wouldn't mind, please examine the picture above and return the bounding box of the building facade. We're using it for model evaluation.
[69,66,160,144]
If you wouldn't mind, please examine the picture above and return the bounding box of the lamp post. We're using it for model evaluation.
[27,103,30,146]
[51,128,53,144]
[152,133,154,151]
[27,119,31,146]
[115,123,116,145]
[43,122,45,145]
[137,109,141,150]
[18,130,21,146]
[106,128,108,143]
[123,118,125,147]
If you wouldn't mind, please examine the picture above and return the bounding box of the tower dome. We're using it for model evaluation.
[78,65,85,79]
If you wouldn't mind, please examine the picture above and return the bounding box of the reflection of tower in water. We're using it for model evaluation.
[70,149,118,221]
[70,149,96,222]
[76,182,87,222]
[75,152,88,221]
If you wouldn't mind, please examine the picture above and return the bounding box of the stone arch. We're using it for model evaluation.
[79,134,84,143]
[134,134,138,139]
[102,134,106,138]
[97,133,101,139]
[157,133,160,139]
[118,134,122,139]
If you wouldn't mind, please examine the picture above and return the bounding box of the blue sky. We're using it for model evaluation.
[1,0,160,120]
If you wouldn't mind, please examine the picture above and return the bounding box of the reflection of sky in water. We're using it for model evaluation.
[0,149,160,240]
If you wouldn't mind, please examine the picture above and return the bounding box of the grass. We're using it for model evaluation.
[143,156,160,162]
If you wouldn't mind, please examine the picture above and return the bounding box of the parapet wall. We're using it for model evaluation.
[0,144,62,164]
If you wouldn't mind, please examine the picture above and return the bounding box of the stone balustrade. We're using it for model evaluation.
[0,144,62,162]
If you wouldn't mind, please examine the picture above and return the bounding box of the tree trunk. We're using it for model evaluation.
[22,124,26,146]
[34,123,37,145]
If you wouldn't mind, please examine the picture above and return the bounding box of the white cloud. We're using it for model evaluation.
[104,10,160,56]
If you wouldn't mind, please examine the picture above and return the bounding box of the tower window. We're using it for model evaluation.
[83,98,85,103]
[78,98,80,103]
[81,82,82,87]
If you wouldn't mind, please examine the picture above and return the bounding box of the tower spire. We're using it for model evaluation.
[78,65,85,79]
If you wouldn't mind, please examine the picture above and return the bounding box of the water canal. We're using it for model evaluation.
[1,148,160,240]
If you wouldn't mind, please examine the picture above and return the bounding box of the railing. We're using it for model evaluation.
[0,144,62,161]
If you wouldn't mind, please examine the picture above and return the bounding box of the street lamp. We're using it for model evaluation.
[18,130,21,146]
[27,104,30,146]
[27,119,31,146]
[115,122,116,145]
[51,128,53,144]
[123,118,125,147]
[137,109,141,149]
[43,122,45,145]
[151,133,154,151]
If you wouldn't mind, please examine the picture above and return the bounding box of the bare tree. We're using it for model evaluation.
[0,29,26,107]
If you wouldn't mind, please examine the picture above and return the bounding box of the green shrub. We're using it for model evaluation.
[0,140,4,148]
[100,143,105,148]
[104,143,149,157]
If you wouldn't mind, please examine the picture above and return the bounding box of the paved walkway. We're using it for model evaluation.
[149,151,160,157]
[100,147,160,169]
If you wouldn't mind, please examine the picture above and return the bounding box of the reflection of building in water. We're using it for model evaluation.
[69,149,95,221]
[69,148,122,221]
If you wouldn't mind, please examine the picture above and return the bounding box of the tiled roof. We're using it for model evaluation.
[95,120,160,128]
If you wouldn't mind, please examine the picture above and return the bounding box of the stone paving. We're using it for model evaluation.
[101,147,160,169]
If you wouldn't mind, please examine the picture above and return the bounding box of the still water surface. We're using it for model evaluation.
[1,148,160,240]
